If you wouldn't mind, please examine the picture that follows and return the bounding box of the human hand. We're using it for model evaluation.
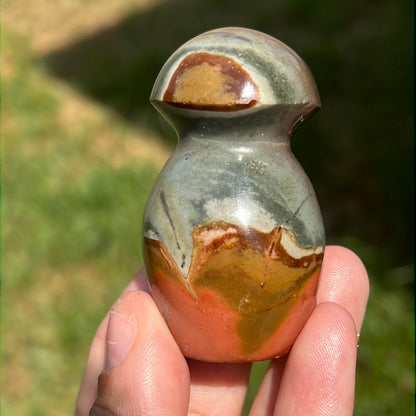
[75,246,369,416]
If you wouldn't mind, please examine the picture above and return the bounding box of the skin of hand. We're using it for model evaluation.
[75,245,369,416]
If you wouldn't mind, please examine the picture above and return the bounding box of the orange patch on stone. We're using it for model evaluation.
[163,52,259,111]
[144,221,323,362]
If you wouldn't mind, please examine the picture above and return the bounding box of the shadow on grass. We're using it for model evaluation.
[41,0,414,272]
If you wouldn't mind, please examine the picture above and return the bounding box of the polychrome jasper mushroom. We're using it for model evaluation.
[142,27,325,362]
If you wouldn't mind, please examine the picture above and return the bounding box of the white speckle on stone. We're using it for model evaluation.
[280,228,323,259]
[145,229,159,240]
[204,197,277,232]
[198,226,238,245]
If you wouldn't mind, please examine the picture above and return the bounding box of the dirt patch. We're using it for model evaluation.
[3,0,171,168]
[55,85,171,167]
[2,0,167,54]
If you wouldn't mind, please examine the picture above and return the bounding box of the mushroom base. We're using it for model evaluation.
[143,221,323,362]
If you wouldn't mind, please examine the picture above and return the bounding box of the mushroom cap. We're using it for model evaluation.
[151,27,320,115]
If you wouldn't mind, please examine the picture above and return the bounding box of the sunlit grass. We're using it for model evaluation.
[2,28,161,415]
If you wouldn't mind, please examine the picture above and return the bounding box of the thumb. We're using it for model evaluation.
[90,291,190,416]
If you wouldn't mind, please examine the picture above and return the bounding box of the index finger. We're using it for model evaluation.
[317,245,369,333]
[249,245,369,415]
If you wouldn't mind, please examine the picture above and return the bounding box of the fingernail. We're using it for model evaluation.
[89,406,113,416]
[105,310,136,370]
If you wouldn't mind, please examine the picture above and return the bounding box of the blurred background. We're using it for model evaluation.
[1,0,414,414]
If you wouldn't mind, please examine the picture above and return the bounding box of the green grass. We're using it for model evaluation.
[355,279,414,415]
[2,10,414,416]
[2,29,160,415]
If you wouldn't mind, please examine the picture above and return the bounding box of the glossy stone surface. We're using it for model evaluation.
[142,27,325,362]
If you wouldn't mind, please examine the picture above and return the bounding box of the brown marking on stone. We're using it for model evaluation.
[163,53,259,111]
